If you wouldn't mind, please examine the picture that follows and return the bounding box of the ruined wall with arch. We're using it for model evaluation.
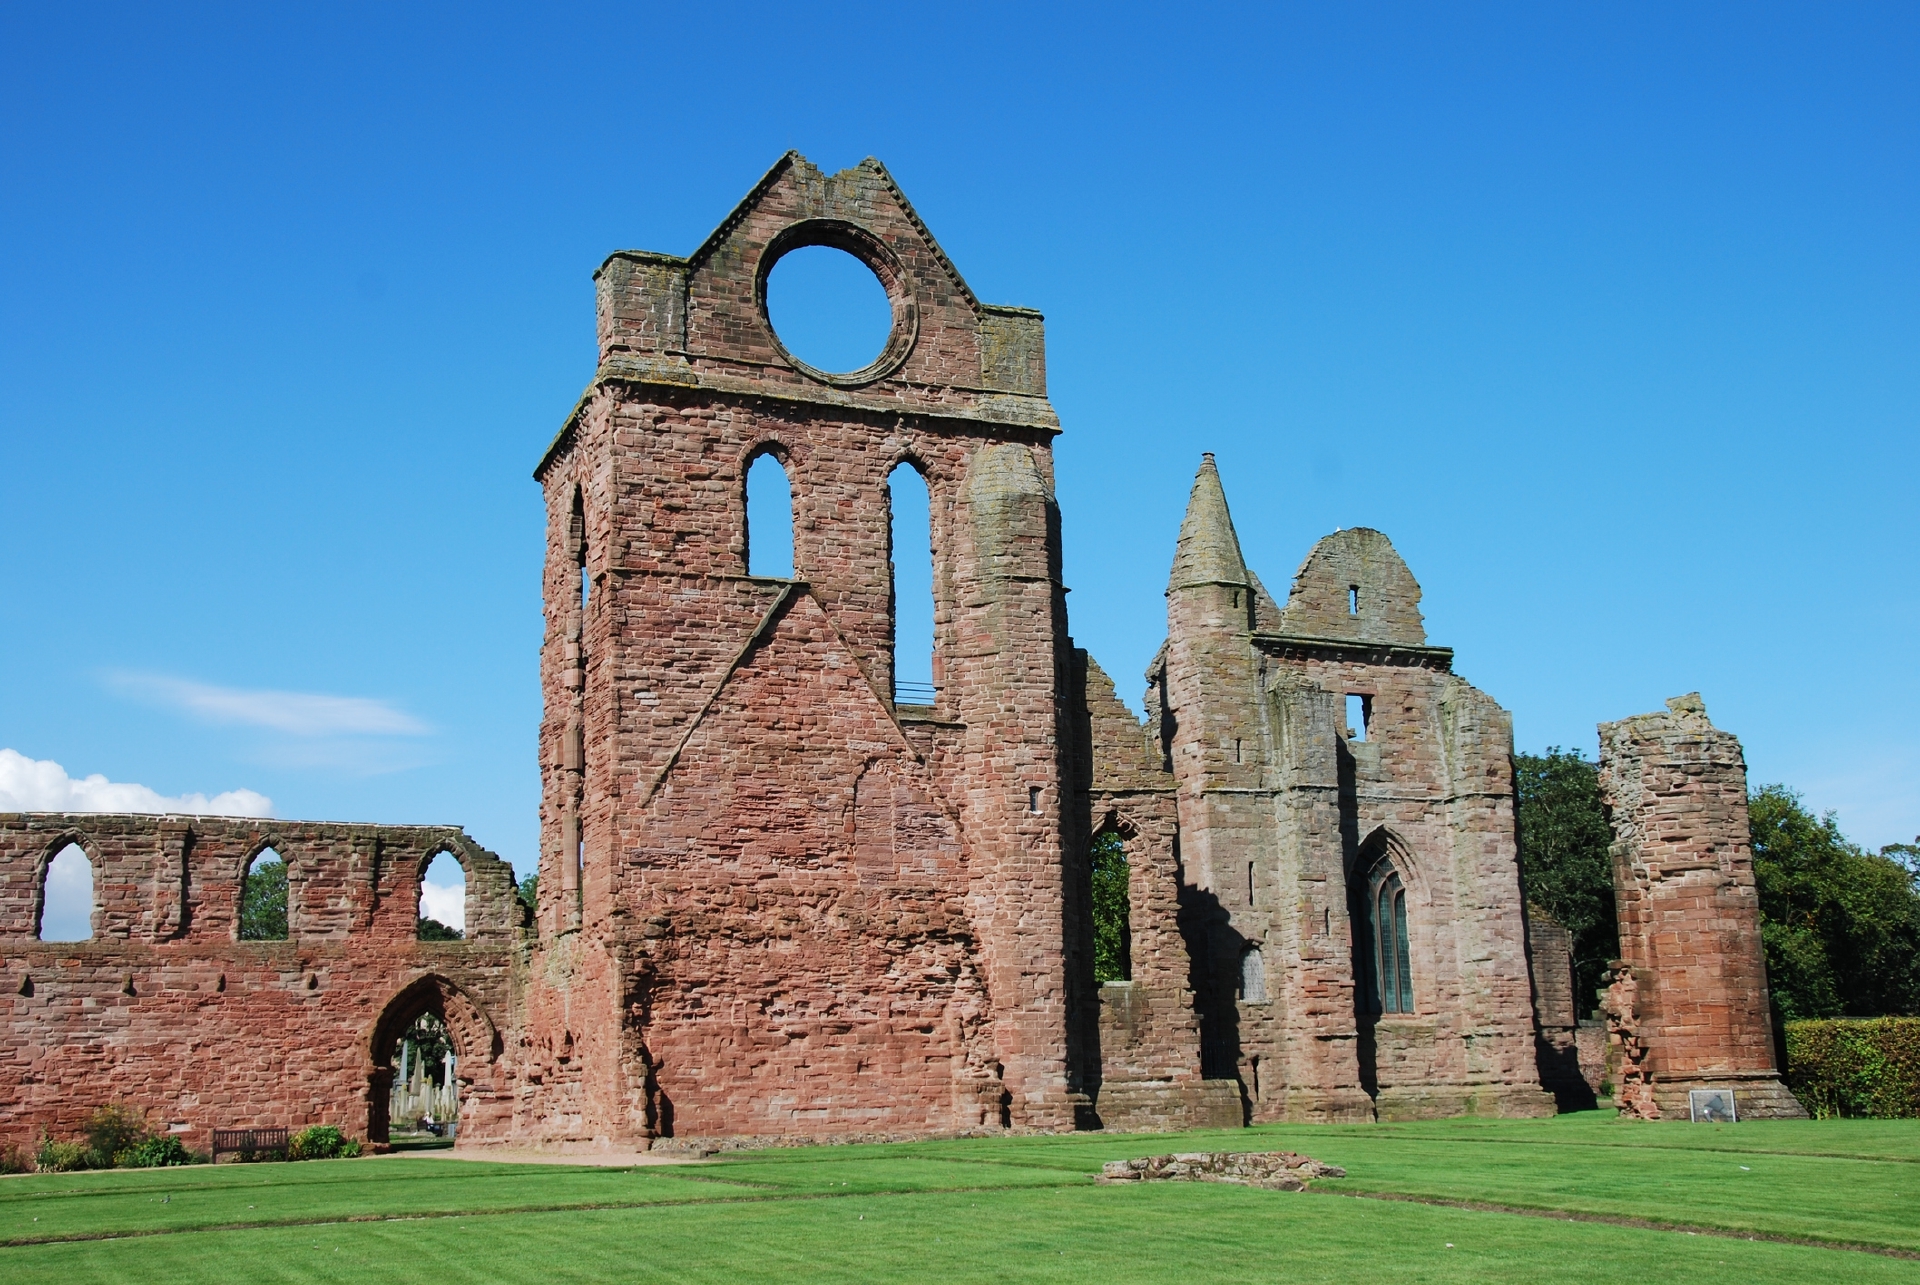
[0,813,523,1150]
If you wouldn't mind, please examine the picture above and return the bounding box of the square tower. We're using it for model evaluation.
[524,154,1079,1144]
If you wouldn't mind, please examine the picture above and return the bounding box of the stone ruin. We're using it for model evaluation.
[0,154,1801,1153]
[1099,1150,1346,1191]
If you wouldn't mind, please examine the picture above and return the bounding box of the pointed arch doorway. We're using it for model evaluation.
[365,975,499,1145]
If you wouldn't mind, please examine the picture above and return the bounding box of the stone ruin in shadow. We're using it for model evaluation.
[0,154,1801,1154]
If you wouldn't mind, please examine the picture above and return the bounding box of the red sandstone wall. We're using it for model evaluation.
[1149,478,1551,1122]
[1068,652,1240,1131]
[521,154,1078,1144]
[1597,696,1804,1119]
[0,814,521,1152]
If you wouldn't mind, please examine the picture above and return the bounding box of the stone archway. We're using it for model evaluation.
[364,975,500,1144]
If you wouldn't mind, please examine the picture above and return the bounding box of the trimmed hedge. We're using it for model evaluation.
[1785,1017,1920,1118]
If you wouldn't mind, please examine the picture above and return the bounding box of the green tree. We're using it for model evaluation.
[399,1012,454,1085]
[417,917,462,941]
[1514,748,1618,1011]
[1750,786,1920,1020]
[1090,830,1131,986]
[517,872,538,920]
[239,854,287,941]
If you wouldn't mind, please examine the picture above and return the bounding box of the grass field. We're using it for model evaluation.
[5,1112,1917,1283]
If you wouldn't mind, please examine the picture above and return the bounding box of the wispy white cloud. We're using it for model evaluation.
[109,673,429,737]
[419,880,465,932]
[0,749,273,817]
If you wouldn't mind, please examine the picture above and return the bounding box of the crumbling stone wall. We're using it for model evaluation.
[1597,696,1805,1119]
[0,813,521,1152]
[1066,652,1241,1131]
[1130,457,1552,1121]
[523,153,1079,1145]
[1526,908,1596,1110]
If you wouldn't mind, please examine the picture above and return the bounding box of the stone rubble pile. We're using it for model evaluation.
[1099,1150,1346,1192]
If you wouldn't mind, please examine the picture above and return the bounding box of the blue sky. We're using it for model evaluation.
[2,2,1915,878]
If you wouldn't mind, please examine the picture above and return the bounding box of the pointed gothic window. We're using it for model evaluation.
[240,847,289,941]
[1367,863,1413,1014]
[38,842,94,941]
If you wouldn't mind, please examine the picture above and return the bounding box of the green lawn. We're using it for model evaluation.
[4,1112,1916,1283]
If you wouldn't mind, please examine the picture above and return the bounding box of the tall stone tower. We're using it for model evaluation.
[521,154,1079,1145]
[1598,695,1805,1119]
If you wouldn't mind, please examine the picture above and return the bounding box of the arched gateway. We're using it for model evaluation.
[365,974,502,1144]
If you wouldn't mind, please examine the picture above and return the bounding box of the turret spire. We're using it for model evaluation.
[1167,453,1250,594]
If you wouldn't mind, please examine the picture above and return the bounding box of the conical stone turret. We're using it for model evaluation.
[1168,454,1251,595]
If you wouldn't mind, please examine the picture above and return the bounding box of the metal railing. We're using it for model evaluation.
[894,681,938,706]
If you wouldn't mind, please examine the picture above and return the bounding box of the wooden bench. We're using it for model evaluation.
[211,1127,289,1162]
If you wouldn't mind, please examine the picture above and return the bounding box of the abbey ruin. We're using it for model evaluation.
[1,154,1801,1152]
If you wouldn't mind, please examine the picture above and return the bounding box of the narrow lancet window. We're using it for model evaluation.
[1089,829,1130,985]
[1346,693,1370,741]
[1368,864,1414,1013]
[888,462,934,704]
[746,451,795,578]
[240,847,289,941]
[38,842,94,941]
[419,851,466,941]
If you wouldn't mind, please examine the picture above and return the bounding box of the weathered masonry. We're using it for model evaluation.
[524,153,1082,1143]
[1087,458,1556,1122]
[1598,696,1804,1119]
[0,814,520,1147]
[0,154,1803,1152]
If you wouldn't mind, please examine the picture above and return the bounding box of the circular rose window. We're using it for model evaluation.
[755,220,918,387]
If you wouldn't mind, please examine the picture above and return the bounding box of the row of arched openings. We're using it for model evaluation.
[28,843,467,942]
[744,452,935,705]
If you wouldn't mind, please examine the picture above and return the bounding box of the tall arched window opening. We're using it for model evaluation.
[1366,862,1414,1014]
[888,462,933,704]
[240,847,288,941]
[745,452,795,578]
[38,842,94,941]
[419,851,466,941]
[1089,829,1130,984]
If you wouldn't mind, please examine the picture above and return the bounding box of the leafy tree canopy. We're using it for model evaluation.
[1751,785,1920,1020]
[1513,753,1920,1022]
[417,917,462,941]
[1513,748,1617,1009]
[239,855,287,941]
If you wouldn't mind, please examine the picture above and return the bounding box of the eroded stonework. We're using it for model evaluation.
[1597,696,1804,1120]
[1115,458,1554,1122]
[523,153,1078,1145]
[0,814,519,1148]
[1,154,1800,1149]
